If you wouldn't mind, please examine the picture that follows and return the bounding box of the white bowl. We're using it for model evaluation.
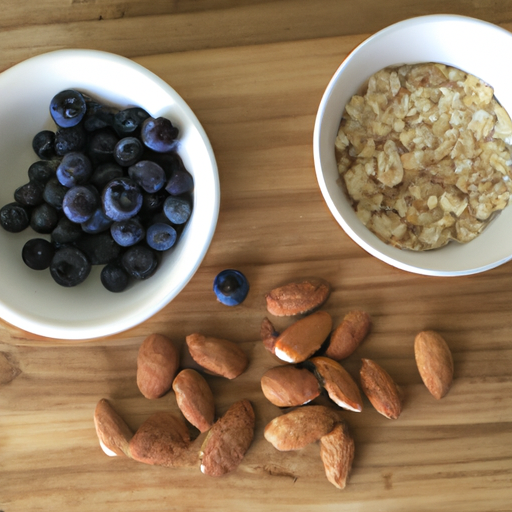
[314,15,512,276]
[0,49,219,340]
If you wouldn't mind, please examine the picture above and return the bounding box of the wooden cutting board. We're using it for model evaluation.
[1,24,512,512]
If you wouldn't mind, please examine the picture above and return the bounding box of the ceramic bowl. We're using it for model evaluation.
[0,49,219,340]
[313,15,512,276]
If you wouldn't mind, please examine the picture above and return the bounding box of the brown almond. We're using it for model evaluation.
[264,405,341,451]
[360,358,402,419]
[320,422,355,490]
[326,310,371,360]
[172,369,215,433]
[261,365,320,407]
[265,278,331,316]
[414,330,454,399]
[129,412,193,468]
[200,399,255,477]
[260,317,279,355]
[273,310,332,364]
[137,333,180,399]
[311,356,363,412]
[93,398,133,457]
[186,333,248,379]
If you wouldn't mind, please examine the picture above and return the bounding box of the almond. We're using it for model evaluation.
[273,310,332,363]
[200,399,255,477]
[325,310,371,360]
[261,365,320,407]
[172,369,215,433]
[265,278,331,316]
[310,356,363,412]
[320,422,355,490]
[137,333,180,399]
[129,412,193,468]
[360,358,402,419]
[260,317,279,355]
[264,405,341,451]
[93,398,133,457]
[186,333,248,379]
[414,330,454,399]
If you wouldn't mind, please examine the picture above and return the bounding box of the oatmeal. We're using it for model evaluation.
[335,63,512,251]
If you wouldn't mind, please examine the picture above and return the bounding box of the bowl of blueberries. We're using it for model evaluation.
[0,49,219,340]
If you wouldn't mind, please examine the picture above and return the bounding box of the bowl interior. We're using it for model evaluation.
[0,49,219,339]
[314,15,512,276]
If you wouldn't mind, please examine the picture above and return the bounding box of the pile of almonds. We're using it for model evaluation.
[93,276,455,489]
[260,278,454,489]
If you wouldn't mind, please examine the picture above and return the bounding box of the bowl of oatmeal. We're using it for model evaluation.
[313,15,512,276]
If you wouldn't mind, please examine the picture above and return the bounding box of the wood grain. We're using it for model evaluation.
[1,1,512,511]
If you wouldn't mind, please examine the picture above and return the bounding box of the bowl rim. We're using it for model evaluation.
[313,14,512,277]
[0,48,220,340]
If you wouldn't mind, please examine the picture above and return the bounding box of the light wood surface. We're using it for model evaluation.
[1,2,512,511]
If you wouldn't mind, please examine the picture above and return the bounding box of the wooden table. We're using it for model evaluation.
[1,2,512,510]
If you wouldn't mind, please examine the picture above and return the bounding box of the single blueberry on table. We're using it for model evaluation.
[146,222,177,251]
[22,238,55,270]
[213,269,249,306]
[49,245,91,287]
[0,202,29,233]
[163,196,192,225]
[50,89,87,128]
[101,261,130,293]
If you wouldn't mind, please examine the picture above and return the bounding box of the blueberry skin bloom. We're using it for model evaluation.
[56,152,93,187]
[163,196,192,225]
[62,185,99,223]
[146,222,177,251]
[102,177,143,222]
[213,269,249,306]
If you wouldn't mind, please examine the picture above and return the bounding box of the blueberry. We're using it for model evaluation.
[32,130,56,160]
[74,232,122,265]
[50,89,87,128]
[62,185,99,223]
[22,238,55,270]
[114,136,144,166]
[14,181,45,207]
[128,160,166,193]
[101,261,130,292]
[213,269,249,306]
[50,246,91,287]
[113,107,150,137]
[121,245,158,280]
[163,196,192,225]
[43,177,68,209]
[146,222,177,251]
[30,203,59,233]
[102,177,143,222]
[139,189,167,220]
[90,162,124,190]
[140,117,179,153]
[54,124,87,156]
[165,168,194,196]
[28,160,59,184]
[51,216,83,245]
[56,152,93,187]
[84,101,116,131]
[81,207,112,234]
[110,217,145,247]
[87,128,119,164]
[0,202,29,232]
